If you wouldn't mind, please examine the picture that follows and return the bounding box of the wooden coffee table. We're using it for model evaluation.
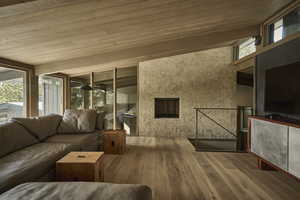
[56,152,104,182]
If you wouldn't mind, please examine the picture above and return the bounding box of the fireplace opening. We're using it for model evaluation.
[154,98,179,118]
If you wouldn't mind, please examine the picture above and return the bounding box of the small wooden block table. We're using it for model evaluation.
[56,152,104,182]
[103,130,126,154]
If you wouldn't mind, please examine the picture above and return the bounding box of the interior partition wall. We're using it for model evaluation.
[70,66,138,135]
[116,67,137,135]
[93,70,114,130]
[70,80,85,110]
[70,74,91,110]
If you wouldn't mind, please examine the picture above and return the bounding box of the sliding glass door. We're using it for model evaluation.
[39,75,64,116]
[0,67,26,123]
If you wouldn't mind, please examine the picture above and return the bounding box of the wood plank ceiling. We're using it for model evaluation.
[0,0,293,75]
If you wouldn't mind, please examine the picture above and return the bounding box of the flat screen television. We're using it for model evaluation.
[265,61,300,115]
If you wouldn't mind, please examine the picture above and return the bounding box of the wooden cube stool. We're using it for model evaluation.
[56,152,104,182]
[103,129,126,154]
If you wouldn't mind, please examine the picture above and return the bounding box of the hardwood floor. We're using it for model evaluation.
[103,137,300,200]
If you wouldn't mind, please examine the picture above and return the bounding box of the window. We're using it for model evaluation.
[273,19,284,42]
[268,6,300,44]
[70,80,85,110]
[93,70,114,129]
[39,75,63,116]
[70,74,91,110]
[0,67,26,123]
[155,98,179,118]
[236,37,256,59]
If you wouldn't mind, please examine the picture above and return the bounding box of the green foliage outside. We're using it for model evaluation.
[71,87,84,109]
[0,79,23,103]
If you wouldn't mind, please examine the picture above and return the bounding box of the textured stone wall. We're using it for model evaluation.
[138,46,252,138]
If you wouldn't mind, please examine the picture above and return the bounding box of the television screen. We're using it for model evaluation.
[265,62,300,115]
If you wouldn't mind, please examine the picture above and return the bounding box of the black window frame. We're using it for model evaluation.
[267,5,300,44]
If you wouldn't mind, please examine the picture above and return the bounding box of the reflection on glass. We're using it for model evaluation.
[116,67,137,135]
[0,67,26,123]
[70,75,91,110]
[93,70,114,129]
[241,107,253,131]
[70,80,84,110]
[238,37,256,59]
[70,67,138,133]
[39,75,63,116]
[269,7,300,44]
[274,19,283,43]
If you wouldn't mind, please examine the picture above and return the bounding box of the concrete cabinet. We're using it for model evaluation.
[250,117,300,179]
[289,127,300,178]
[251,119,288,170]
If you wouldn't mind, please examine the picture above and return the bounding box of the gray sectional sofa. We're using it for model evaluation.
[0,182,152,200]
[0,110,103,194]
[0,109,152,200]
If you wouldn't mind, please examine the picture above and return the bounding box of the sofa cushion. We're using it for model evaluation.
[57,109,79,133]
[0,143,77,194]
[96,112,105,130]
[58,109,97,133]
[45,133,99,151]
[0,121,38,158]
[12,114,62,141]
[0,182,152,200]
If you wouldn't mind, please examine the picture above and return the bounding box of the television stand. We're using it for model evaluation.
[265,114,282,120]
[264,114,300,125]
[249,116,300,181]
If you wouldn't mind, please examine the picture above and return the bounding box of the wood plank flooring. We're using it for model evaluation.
[103,137,300,200]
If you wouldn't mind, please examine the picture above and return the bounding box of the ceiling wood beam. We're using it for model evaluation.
[0,0,88,18]
[36,25,259,75]
[0,57,34,70]
[0,0,38,7]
